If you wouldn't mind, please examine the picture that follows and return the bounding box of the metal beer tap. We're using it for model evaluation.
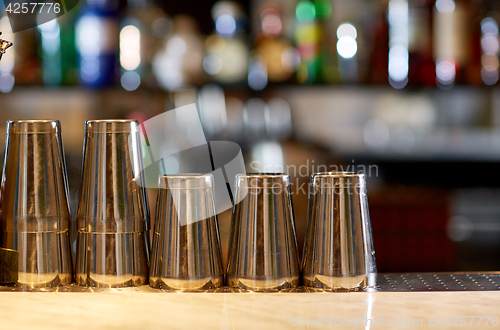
[0,32,13,61]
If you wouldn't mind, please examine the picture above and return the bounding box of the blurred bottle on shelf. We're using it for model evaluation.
[466,0,482,85]
[318,0,339,84]
[59,11,79,86]
[387,0,409,88]
[119,0,172,91]
[252,3,299,88]
[408,0,436,86]
[331,0,368,84]
[296,0,350,84]
[367,1,389,84]
[335,22,359,84]
[7,25,40,87]
[0,13,15,92]
[37,10,78,86]
[204,1,249,85]
[294,0,321,84]
[480,16,498,85]
[433,0,478,88]
[153,16,204,90]
[76,0,119,88]
[479,0,500,85]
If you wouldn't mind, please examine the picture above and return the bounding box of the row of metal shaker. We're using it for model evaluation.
[0,119,376,292]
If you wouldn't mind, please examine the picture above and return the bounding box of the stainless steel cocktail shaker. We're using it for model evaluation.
[75,120,150,287]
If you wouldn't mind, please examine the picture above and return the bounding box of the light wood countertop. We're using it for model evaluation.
[1,288,499,329]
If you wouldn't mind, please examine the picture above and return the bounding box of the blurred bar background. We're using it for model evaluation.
[1,0,500,273]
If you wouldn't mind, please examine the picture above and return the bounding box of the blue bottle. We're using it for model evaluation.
[75,0,119,88]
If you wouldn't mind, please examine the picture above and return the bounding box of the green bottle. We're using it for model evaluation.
[295,0,337,84]
[37,8,78,86]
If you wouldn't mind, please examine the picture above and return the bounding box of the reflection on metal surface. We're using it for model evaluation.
[226,173,300,292]
[0,120,72,288]
[0,247,18,284]
[75,120,150,287]
[1,272,498,292]
[149,174,224,291]
[302,172,377,291]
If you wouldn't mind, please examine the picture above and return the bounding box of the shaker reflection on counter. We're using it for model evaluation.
[0,120,73,287]
[75,120,150,287]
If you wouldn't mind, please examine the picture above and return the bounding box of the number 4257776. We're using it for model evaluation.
[5,2,61,14]
[443,316,498,327]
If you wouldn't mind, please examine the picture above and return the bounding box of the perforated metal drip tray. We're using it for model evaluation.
[375,273,500,292]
